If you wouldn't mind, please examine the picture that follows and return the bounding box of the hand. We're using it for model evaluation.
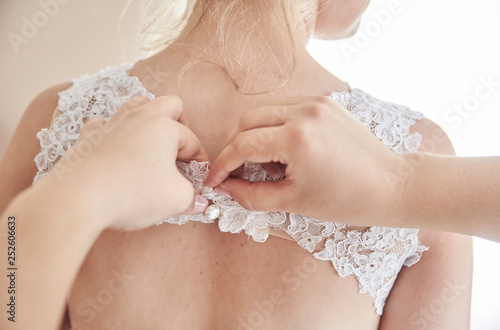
[204,96,402,225]
[39,95,210,231]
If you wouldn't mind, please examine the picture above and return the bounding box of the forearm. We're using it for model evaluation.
[401,154,500,241]
[0,178,102,329]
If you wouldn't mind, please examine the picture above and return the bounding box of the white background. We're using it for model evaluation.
[308,1,500,328]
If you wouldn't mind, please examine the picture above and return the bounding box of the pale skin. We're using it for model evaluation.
[0,96,210,330]
[204,96,500,242]
[0,0,472,329]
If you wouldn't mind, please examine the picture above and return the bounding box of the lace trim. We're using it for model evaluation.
[330,89,424,154]
[167,160,427,315]
[32,63,154,184]
[32,63,427,315]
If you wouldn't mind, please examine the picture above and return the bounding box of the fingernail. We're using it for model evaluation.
[200,185,213,195]
[192,195,209,213]
[214,186,231,198]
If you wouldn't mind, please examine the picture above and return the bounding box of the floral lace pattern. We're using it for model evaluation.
[32,63,154,184]
[32,63,427,315]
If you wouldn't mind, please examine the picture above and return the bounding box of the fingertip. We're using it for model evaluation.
[168,95,183,108]
[203,165,218,188]
[122,95,151,111]
[193,147,211,164]
[181,193,209,215]
[204,150,244,188]
[152,95,184,121]
[178,110,190,126]
[213,186,231,198]
[177,146,210,165]
[202,175,216,188]
[203,169,229,188]
[176,125,211,164]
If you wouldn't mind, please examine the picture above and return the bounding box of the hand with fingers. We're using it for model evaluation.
[204,96,401,226]
[0,94,214,330]
[40,95,211,231]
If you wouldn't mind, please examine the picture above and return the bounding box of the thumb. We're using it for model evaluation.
[219,178,289,212]
[183,193,209,215]
[173,174,209,215]
[168,173,209,216]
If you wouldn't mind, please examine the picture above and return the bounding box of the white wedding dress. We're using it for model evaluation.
[32,63,428,315]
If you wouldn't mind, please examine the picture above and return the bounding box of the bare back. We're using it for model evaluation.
[65,55,383,329]
[6,53,471,330]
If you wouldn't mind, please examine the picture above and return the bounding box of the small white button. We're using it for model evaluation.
[204,204,221,220]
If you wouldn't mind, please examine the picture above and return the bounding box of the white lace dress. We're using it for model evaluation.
[32,63,428,315]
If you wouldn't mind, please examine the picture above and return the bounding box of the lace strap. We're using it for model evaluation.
[331,88,425,154]
[32,63,154,185]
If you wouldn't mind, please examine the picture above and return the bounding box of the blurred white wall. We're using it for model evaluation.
[1,0,499,329]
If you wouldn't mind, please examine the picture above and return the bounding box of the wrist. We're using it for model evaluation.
[386,152,423,227]
[375,152,413,227]
[4,175,104,330]
[9,177,103,247]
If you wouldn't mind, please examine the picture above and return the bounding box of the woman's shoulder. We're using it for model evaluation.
[50,62,154,120]
[332,87,425,121]
[331,87,426,154]
[57,63,146,107]
[0,82,72,213]
[31,63,154,184]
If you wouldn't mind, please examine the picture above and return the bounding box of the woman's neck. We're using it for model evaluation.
[164,0,322,94]
[134,1,349,100]
[130,2,349,161]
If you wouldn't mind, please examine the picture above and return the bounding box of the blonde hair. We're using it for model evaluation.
[126,0,320,94]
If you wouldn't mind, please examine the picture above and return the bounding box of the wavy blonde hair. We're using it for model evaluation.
[124,0,320,94]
